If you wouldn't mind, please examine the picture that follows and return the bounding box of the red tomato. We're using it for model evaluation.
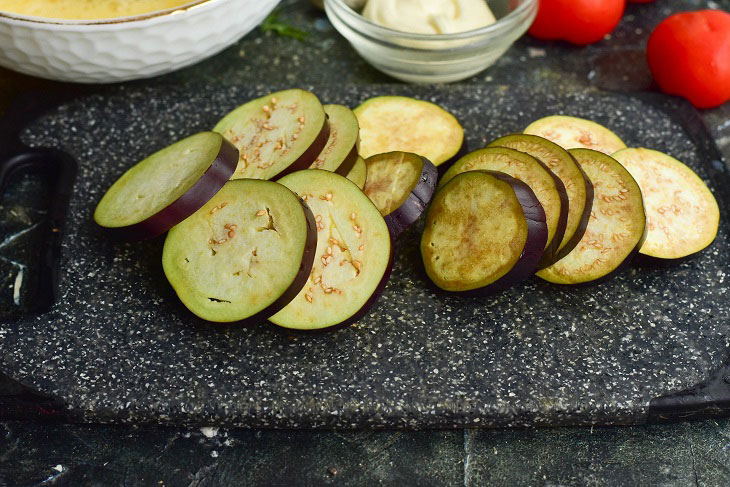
[529,0,626,45]
[647,10,730,109]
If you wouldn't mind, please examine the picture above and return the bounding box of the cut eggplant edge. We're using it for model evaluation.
[550,157,593,263]
[459,171,548,297]
[384,156,438,239]
[541,149,648,286]
[273,118,331,181]
[103,137,239,242]
[208,197,319,326]
[285,244,395,334]
[332,142,360,177]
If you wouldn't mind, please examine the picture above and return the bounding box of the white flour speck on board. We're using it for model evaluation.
[200,426,218,438]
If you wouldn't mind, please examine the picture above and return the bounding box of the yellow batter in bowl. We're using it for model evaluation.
[0,0,198,20]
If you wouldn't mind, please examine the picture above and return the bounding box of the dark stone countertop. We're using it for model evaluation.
[2,0,730,484]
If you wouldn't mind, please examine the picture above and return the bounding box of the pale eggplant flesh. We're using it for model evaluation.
[421,170,548,296]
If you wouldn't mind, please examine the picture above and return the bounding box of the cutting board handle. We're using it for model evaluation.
[0,148,77,313]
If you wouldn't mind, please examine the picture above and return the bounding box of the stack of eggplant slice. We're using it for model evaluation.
[94,90,720,332]
[423,114,719,294]
[94,90,447,331]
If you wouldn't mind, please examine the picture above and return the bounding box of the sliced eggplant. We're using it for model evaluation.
[162,179,317,324]
[524,115,627,155]
[421,170,548,295]
[94,132,237,241]
[270,170,393,331]
[363,151,438,238]
[612,148,719,259]
[346,156,367,190]
[487,134,593,261]
[537,149,646,285]
[354,95,464,166]
[214,89,329,181]
[438,147,567,268]
[310,104,360,176]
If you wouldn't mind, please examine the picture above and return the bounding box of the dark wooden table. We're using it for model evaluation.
[2,0,730,484]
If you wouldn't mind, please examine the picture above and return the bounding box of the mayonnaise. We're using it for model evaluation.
[362,0,497,35]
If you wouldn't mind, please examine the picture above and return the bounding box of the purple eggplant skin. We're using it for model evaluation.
[274,118,331,181]
[333,141,360,178]
[103,137,238,242]
[206,196,319,327]
[535,163,569,270]
[276,243,395,334]
[385,156,438,239]
[552,156,594,263]
[460,170,548,297]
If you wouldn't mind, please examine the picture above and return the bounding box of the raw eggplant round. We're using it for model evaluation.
[363,151,438,238]
[421,170,548,295]
[537,149,647,285]
[438,147,567,268]
[612,147,719,259]
[162,179,317,324]
[354,95,464,166]
[524,115,627,155]
[487,134,593,261]
[346,156,367,190]
[270,170,393,331]
[94,131,237,241]
[309,104,360,176]
[214,89,329,181]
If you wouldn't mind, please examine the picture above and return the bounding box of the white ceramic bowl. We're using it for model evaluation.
[0,0,281,83]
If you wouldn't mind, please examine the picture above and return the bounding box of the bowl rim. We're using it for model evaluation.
[324,0,537,41]
[0,0,219,25]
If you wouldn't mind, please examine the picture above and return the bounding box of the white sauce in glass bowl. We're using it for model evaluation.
[362,0,496,35]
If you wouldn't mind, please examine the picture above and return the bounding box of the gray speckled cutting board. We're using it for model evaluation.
[2,83,729,428]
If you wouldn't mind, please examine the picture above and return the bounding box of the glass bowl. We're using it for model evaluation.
[324,0,538,83]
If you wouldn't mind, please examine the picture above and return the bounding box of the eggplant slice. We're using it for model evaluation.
[94,131,237,241]
[162,179,316,324]
[487,134,593,262]
[439,147,567,268]
[346,156,367,190]
[354,95,463,166]
[310,104,360,176]
[363,151,438,238]
[421,170,547,295]
[612,147,719,259]
[537,149,646,285]
[271,170,393,331]
[214,89,329,181]
[524,115,627,155]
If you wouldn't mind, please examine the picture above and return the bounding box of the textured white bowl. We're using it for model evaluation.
[0,0,281,83]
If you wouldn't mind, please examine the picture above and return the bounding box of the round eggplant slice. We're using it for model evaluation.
[214,89,329,181]
[94,132,237,241]
[487,134,593,261]
[346,156,367,190]
[524,115,627,155]
[309,104,360,176]
[162,179,317,324]
[438,147,567,268]
[612,148,719,259]
[354,95,464,166]
[270,170,393,331]
[537,149,647,285]
[363,151,438,239]
[421,171,548,295]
